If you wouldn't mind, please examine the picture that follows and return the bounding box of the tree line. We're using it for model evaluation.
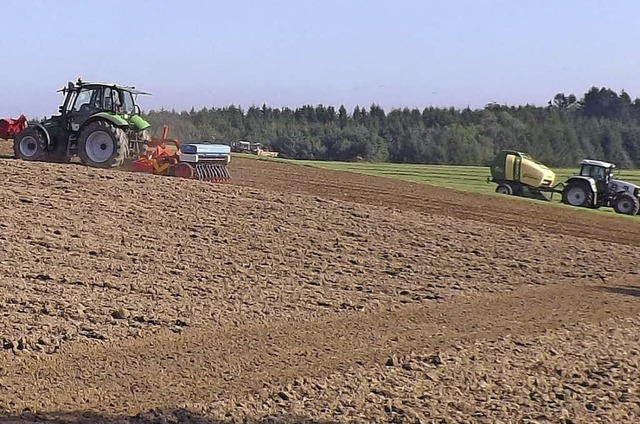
[142,86,640,168]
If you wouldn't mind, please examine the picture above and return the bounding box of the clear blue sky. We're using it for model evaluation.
[2,0,640,118]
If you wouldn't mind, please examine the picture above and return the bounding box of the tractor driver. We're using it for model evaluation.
[103,88,123,113]
[111,90,124,114]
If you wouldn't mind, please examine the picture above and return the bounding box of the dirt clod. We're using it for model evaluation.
[111,307,129,320]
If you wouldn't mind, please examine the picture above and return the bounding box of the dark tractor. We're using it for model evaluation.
[13,78,152,168]
[561,159,640,215]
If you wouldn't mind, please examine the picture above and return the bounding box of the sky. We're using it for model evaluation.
[1,0,640,118]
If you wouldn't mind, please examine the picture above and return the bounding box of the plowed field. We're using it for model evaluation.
[0,143,639,423]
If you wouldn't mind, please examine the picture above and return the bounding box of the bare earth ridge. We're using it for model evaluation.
[0,145,638,423]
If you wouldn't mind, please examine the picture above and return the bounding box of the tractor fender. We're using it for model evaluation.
[612,190,640,204]
[128,114,151,131]
[565,175,597,194]
[30,123,52,149]
[83,112,130,129]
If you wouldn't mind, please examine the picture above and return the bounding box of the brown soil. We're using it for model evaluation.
[230,157,640,247]
[0,143,638,423]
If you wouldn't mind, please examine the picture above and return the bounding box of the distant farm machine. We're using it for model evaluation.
[230,140,279,157]
[488,150,640,216]
[0,78,231,182]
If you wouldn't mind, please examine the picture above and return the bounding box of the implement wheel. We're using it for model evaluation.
[172,163,194,179]
[496,183,513,195]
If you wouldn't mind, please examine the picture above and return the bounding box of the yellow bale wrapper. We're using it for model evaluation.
[489,150,558,200]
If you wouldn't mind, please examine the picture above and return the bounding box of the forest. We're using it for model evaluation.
[142,86,640,168]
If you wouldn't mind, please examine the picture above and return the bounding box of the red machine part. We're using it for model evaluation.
[131,125,183,176]
[0,114,27,139]
[172,162,194,179]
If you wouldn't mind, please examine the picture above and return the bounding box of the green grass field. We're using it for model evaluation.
[236,153,640,217]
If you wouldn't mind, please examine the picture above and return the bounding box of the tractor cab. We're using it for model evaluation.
[579,159,615,193]
[55,79,150,131]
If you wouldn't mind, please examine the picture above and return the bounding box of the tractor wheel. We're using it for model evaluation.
[495,183,513,195]
[613,194,640,215]
[13,127,48,161]
[562,182,593,207]
[77,120,128,168]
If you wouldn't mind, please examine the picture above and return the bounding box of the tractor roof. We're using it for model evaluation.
[57,79,152,95]
[580,159,615,168]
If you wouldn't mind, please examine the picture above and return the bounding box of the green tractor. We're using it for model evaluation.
[13,78,152,168]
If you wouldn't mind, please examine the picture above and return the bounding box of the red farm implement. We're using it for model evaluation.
[0,114,27,140]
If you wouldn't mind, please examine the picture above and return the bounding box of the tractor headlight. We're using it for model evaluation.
[635,187,640,197]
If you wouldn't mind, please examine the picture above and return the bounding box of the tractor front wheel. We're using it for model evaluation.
[13,127,48,161]
[613,194,640,215]
[77,121,128,168]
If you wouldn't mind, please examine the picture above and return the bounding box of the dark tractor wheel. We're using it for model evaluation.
[613,194,640,215]
[496,183,513,195]
[13,127,48,161]
[77,120,128,168]
[562,182,593,207]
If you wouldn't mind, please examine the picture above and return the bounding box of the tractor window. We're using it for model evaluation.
[72,87,102,113]
[580,164,607,180]
[103,88,113,110]
[122,91,135,114]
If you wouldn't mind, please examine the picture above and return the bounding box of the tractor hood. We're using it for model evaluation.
[611,179,640,197]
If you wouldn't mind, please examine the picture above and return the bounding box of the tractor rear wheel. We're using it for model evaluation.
[562,182,593,207]
[613,194,640,215]
[77,121,128,168]
[13,127,48,161]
